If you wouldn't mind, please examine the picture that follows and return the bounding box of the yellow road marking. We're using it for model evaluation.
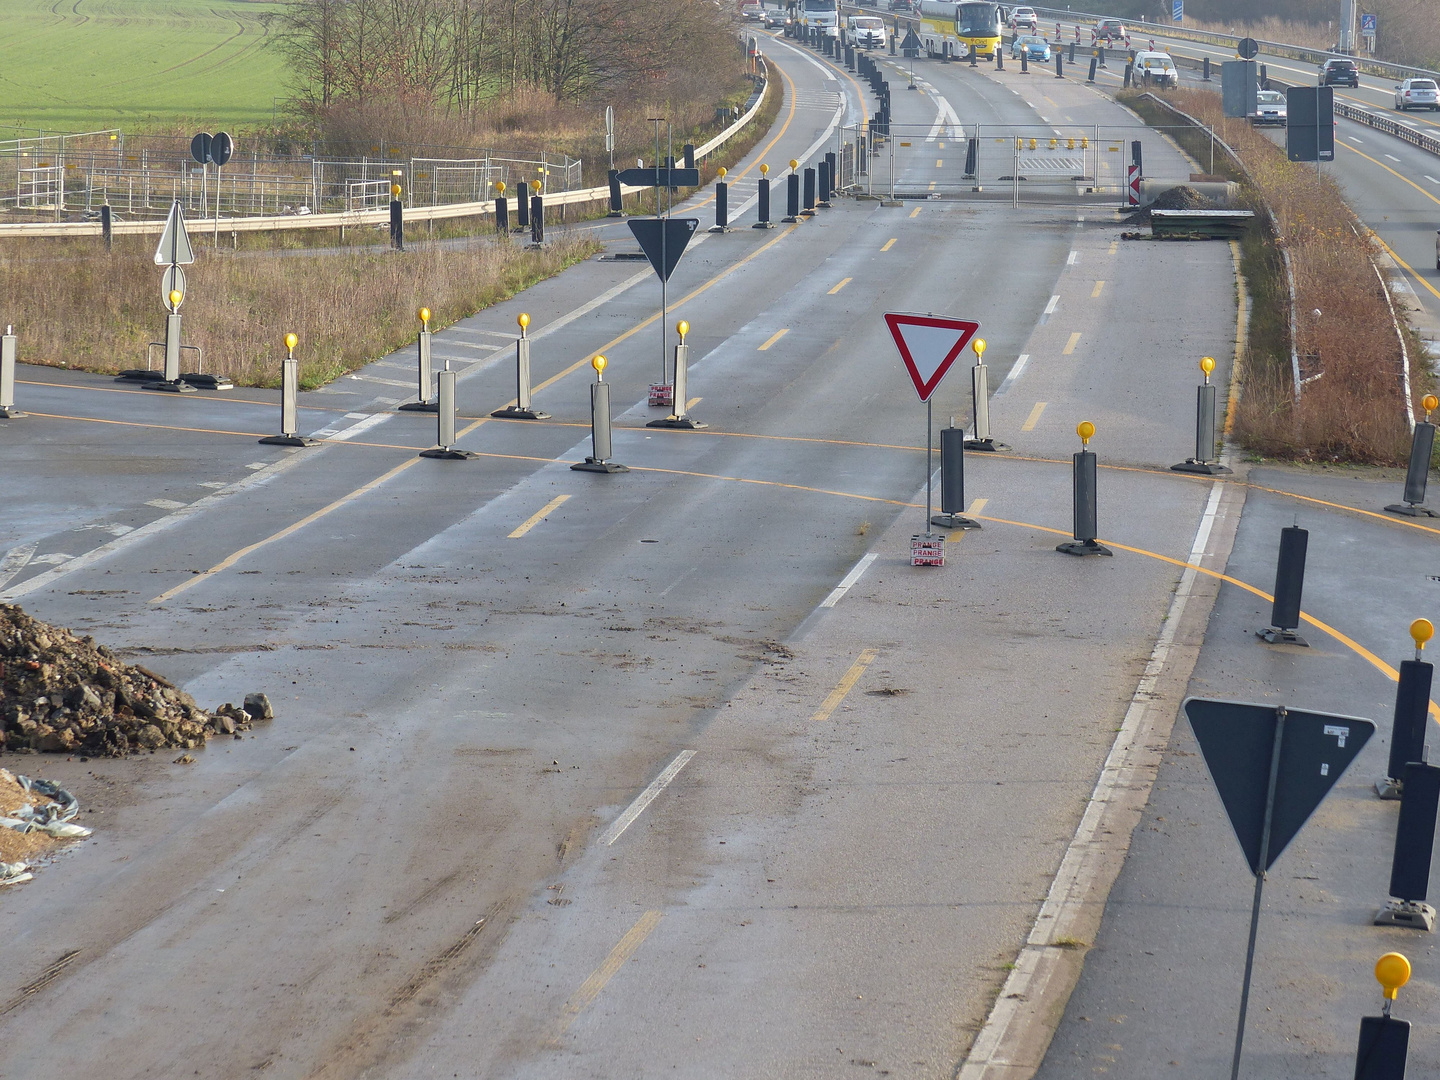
[1371,233,1440,306]
[1091,280,1105,298]
[686,396,701,410]
[1062,331,1082,355]
[554,911,663,1041]
[758,328,789,351]
[936,158,944,167]
[927,180,936,191]
[828,277,852,294]
[909,206,921,218]
[1339,139,1440,209]
[968,497,988,515]
[508,494,570,539]
[811,648,879,722]
[881,238,897,251]
[1108,240,1118,255]
[1021,401,1047,431]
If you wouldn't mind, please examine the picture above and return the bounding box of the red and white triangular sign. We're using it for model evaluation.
[884,312,980,402]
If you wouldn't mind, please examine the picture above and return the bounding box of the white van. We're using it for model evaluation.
[1133,50,1179,88]
[847,14,888,49]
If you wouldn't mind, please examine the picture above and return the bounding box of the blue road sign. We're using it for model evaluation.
[1361,13,1377,33]
[1173,0,1183,21]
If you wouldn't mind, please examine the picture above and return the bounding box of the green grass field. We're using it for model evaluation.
[0,0,289,136]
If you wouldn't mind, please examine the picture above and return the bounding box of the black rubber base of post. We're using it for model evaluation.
[964,438,1011,452]
[707,225,730,234]
[181,373,233,391]
[607,211,625,218]
[1375,776,1404,800]
[818,200,833,208]
[419,447,478,460]
[781,216,799,223]
[931,514,981,530]
[1386,502,1440,517]
[0,407,24,419]
[490,405,550,420]
[258,434,318,446]
[571,458,629,473]
[752,221,776,229]
[116,369,158,382]
[1374,900,1437,931]
[398,400,439,412]
[144,380,197,394]
[1256,627,1309,646]
[1171,460,1233,475]
[1056,539,1113,557]
[646,416,708,430]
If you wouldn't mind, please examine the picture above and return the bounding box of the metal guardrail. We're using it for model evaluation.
[1029,5,1440,86]
[0,62,769,240]
[1333,101,1440,157]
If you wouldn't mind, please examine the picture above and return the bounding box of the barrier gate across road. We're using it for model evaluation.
[836,123,1162,205]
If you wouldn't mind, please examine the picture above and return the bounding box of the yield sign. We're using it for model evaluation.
[154,200,195,266]
[627,218,699,283]
[1184,697,1374,874]
[883,312,980,402]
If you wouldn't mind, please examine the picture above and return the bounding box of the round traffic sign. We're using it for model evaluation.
[1237,36,1258,59]
[162,264,187,310]
[212,132,234,167]
[190,132,212,165]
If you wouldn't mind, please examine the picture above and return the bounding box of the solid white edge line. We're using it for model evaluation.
[323,412,392,443]
[995,354,1030,397]
[601,750,698,846]
[819,551,878,609]
[1044,295,1060,315]
[958,480,1226,1079]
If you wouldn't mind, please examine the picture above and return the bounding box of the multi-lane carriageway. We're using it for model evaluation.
[0,19,1415,1080]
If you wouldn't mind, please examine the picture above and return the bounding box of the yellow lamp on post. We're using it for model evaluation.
[496,181,506,195]
[789,158,799,173]
[1412,618,1434,660]
[1425,394,1438,423]
[972,337,986,359]
[718,167,727,180]
[419,307,431,329]
[169,289,182,313]
[390,183,401,199]
[1077,420,1094,447]
[1201,355,1216,384]
[284,332,298,359]
[530,179,542,193]
[592,354,607,381]
[1376,952,1411,1014]
[677,319,689,343]
[760,163,770,176]
[518,312,530,337]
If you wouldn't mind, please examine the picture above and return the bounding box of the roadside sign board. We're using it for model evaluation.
[190,132,212,165]
[1361,13,1377,33]
[883,312,979,402]
[1286,86,1335,162]
[1172,0,1182,22]
[1221,60,1258,118]
[1237,36,1259,59]
[616,167,701,190]
[154,200,195,266]
[1184,697,1374,874]
[212,132,234,167]
[627,218,699,283]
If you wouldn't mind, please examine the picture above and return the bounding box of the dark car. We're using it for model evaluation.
[1320,58,1359,87]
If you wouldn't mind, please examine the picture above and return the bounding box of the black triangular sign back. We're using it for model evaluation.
[1184,697,1374,875]
[627,218,699,283]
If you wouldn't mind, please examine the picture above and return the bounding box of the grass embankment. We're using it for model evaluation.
[0,0,286,135]
[1124,88,1422,465]
[1,234,599,388]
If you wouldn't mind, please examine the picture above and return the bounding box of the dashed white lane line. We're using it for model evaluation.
[1044,295,1060,315]
[600,750,698,846]
[819,551,878,609]
[996,354,1030,396]
[1067,250,1078,265]
[1385,153,1402,162]
[1426,175,1440,185]
[324,413,395,443]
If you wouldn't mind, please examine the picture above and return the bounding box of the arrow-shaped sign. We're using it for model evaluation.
[616,167,701,189]
[627,218,699,283]
[883,312,980,402]
[154,200,195,267]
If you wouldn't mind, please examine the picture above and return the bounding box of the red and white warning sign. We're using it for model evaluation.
[883,312,981,402]
[1127,164,1141,206]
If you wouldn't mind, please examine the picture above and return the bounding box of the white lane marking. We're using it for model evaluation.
[145,499,187,510]
[199,481,227,489]
[443,339,504,352]
[1385,153,1402,162]
[959,481,1226,1078]
[1426,176,1440,185]
[996,354,1030,396]
[323,413,393,442]
[1066,250,1078,265]
[1044,295,1060,315]
[819,551,878,609]
[926,95,964,142]
[0,543,38,590]
[600,750,698,846]
[246,462,268,470]
[344,412,369,419]
[1348,135,1363,143]
[30,553,73,565]
[347,374,415,389]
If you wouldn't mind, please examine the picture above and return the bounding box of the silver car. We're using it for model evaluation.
[1395,78,1440,111]
[1252,89,1287,126]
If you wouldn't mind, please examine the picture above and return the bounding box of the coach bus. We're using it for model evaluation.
[916,0,1003,59]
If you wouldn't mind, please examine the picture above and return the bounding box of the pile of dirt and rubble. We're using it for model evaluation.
[1122,184,1218,224]
[0,604,274,758]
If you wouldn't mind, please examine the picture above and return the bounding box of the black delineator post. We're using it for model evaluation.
[1087,56,1098,82]
[1098,45,1106,68]
[783,172,800,222]
[711,177,730,233]
[1259,63,1268,89]
[1203,55,1212,80]
[495,193,509,235]
[931,423,981,530]
[1378,637,1434,799]
[572,357,629,474]
[389,198,404,251]
[1020,50,1028,73]
[1376,763,1440,930]
[530,192,544,245]
[802,167,816,215]
[755,174,775,228]
[970,44,978,66]
[1132,139,1143,177]
[101,204,113,251]
[608,169,624,217]
[1056,54,1064,78]
[817,161,831,207]
[683,144,695,171]
[996,46,1004,70]
[1387,416,1438,517]
[1257,526,1309,645]
[825,152,837,199]
[1057,424,1112,557]
[516,188,530,229]
[1069,41,1076,64]
[1124,62,1133,88]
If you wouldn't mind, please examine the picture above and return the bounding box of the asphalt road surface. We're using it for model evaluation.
[2,38,1243,1080]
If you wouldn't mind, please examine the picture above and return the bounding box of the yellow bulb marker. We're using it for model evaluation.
[718,167,728,179]
[1412,618,1434,659]
[1021,401,1047,431]
[169,289,182,310]
[881,238,896,251]
[1425,394,1439,422]
[418,307,430,326]
[758,328,789,351]
[390,183,401,198]
[496,181,506,194]
[591,354,607,375]
[789,158,799,172]
[508,494,570,539]
[284,332,298,357]
[828,277,852,295]
[1201,355,1216,385]
[1063,331,1082,355]
[676,319,689,341]
[1077,420,1094,446]
[1376,952,1411,1002]
[973,338,986,357]
[760,163,770,176]
[531,179,542,192]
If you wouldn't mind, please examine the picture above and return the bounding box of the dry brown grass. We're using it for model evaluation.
[1,232,599,388]
[1156,88,1415,464]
